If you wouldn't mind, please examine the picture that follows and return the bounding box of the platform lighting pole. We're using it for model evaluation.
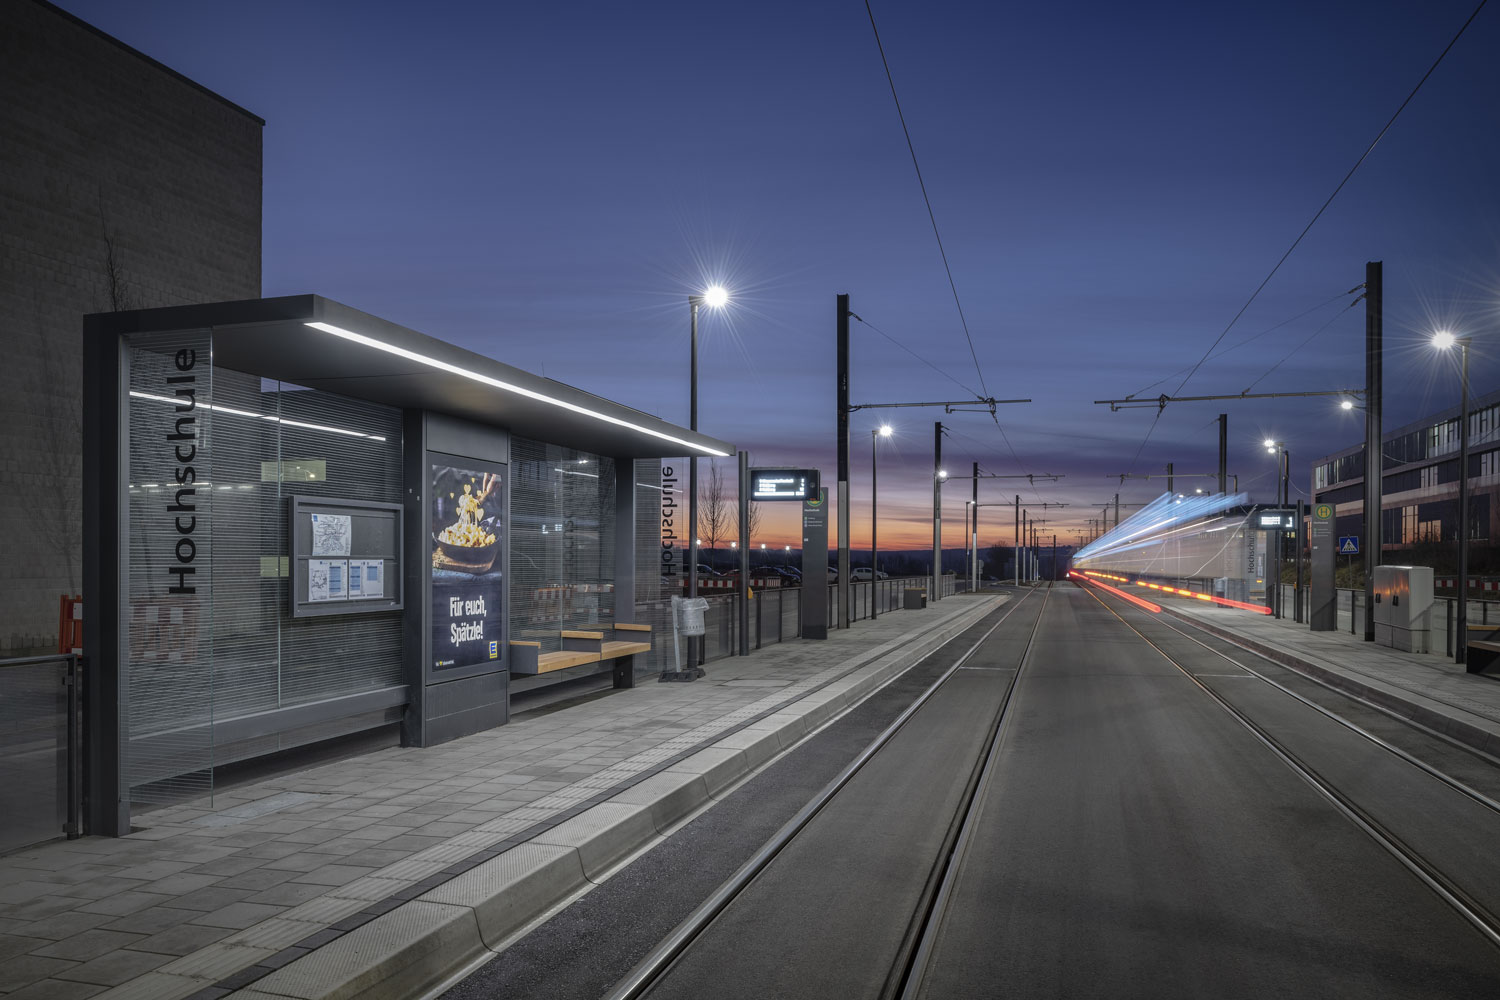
[971,461,979,591]
[687,286,728,669]
[933,422,945,600]
[1364,261,1383,641]
[1014,495,1020,586]
[1166,462,1174,494]
[1434,330,1471,663]
[738,450,749,655]
[1266,439,1288,618]
[872,424,891,618]
[1022,509,1028,583]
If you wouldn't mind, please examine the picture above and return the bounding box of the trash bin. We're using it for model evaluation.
[673,596,709,636]
[903,588,926,610]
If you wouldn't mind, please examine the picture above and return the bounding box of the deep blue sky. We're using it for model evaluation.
[61,0,1500,548]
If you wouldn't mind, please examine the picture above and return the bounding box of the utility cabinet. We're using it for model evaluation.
[1373,565,1433,653]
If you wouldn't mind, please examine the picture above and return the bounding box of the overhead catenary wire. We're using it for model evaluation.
[862,0,990,399]
[849,312,982,398]
[1241,299,1360,394]
[1122,0,1488,473]
[1127,287,1355,400]
[1168,0,1489,401]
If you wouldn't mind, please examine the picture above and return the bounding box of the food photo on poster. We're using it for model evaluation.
[430,463,505,670]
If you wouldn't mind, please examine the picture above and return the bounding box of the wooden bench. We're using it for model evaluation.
[1465,626,1500,675]
[509,624,653,689]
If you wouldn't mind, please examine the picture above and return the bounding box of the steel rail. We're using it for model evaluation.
[1082,586,1500,953]
[604,587,1047,1000]
[893,585,1050,999]
[1151,611,1500,814]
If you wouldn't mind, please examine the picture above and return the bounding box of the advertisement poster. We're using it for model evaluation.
[431,462,505,670]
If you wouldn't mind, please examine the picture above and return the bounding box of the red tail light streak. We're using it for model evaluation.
[1068,571,1162,613]
[1133,580,1271,614]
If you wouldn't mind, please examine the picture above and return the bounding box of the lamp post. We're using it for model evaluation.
[1265,438,1288,617]
[1434,330,1471,663]
[872,424,892,617]
[932,421,945,601]
[687,286,728,667]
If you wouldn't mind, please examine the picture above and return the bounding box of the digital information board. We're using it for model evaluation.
[750,468,819,502]
[1256,509,1296,531]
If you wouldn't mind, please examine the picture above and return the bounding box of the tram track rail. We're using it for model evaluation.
[1077,582,1500,954]
[605,584,1052,1000]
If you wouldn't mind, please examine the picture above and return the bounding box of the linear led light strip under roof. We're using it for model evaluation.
[306,321,730,457]
[129,391,386,441]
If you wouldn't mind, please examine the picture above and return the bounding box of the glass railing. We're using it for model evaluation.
[0,654,82,854]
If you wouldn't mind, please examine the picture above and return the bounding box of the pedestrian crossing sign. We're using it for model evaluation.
[1338,536,1359,555]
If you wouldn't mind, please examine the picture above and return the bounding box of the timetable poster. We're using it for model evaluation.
[430,462,505,670]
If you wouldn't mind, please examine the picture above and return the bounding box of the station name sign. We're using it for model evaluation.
[1256,509,1296,531]
[750,468,820,502]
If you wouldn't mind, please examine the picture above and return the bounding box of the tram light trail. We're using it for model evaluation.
[1068,571,1162,614]
[1134,579,1272,614]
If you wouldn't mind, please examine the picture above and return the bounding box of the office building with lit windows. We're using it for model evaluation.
[1311,388,1500,558]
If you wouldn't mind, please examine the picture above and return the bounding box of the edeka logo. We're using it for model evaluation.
[165,349,198,594]
[660,464,678,578]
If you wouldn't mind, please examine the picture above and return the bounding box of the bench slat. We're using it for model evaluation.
[601,641,650,659]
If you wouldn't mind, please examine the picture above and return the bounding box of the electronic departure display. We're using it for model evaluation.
[1256,509,1295,531]
[750,468,819,502]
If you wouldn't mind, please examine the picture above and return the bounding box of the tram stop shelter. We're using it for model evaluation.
[81,295,734,836]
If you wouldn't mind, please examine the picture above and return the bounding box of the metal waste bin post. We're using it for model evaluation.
[664,596,709,681]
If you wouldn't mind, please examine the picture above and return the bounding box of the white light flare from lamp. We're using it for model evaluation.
[879,424,893,437]
[305,321,729,456]
[1433,330,1457,350]
[703,285,730,309]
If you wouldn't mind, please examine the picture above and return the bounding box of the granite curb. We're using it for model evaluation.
[1163,606,1500,760]
[220,597,1002,1000]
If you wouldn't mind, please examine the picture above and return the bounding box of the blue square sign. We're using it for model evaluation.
[1338,536,1359,555]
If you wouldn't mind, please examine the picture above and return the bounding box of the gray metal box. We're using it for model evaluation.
[1373,565,1433,653]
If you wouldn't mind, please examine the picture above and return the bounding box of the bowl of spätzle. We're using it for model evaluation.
[434,484,500,566]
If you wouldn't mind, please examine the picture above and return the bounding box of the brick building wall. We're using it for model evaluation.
[0,0,262,653]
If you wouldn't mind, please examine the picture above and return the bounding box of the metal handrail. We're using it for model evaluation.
[0,653,83,841]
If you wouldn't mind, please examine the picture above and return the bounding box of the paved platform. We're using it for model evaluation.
[1160,597,1500,758]
[0,595,1001,1000]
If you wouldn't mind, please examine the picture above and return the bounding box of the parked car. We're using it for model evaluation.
[850,567,889,581]
[695,564,720,577]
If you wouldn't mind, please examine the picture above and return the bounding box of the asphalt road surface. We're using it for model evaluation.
[450,585,1500,999]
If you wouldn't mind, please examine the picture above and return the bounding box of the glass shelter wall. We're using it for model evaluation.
[125,330,403,807]
[508,439,617,648]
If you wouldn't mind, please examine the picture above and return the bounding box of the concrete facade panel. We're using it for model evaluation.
[0,0,262,652]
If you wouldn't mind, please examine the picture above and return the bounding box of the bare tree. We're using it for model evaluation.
[698,462,731,570]
[746,498,762,563]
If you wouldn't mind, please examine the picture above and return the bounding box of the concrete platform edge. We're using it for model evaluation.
[228,597,1002,1000]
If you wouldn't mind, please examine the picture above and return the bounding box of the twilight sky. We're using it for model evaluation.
[60,0,1500,550]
